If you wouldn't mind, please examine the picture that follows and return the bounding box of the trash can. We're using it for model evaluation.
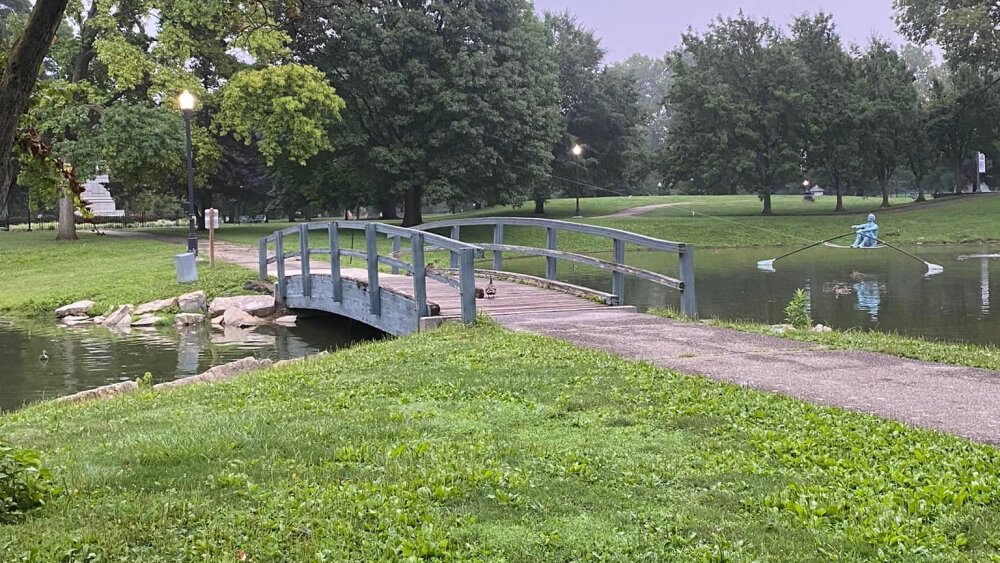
[174,252,198,283]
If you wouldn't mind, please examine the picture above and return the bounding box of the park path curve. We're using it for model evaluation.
[597,202,692,219]
[495,309,1000,446]
[120,230,1000,446]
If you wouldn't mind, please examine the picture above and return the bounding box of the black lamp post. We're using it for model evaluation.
[571,143,583,218]
[179,90,198,255]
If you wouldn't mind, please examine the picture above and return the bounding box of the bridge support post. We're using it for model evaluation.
[493,224,504,271]
[546,227,558,280]
[300,224,311,298]
[258,238,268,281]
[459,247,477,325]
[679,244,697,318]
[412,233,428,317]
[612,238,625,305]
[275,230,286,306]
[329,222,342,303]
[450,226,461,268]
[366,223,381,316]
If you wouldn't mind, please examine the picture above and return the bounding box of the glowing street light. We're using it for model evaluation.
[571,144,584,217]
[179,90,198,255]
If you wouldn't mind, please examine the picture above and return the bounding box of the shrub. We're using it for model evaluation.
[784,288,812,329]
[0,442,57,521]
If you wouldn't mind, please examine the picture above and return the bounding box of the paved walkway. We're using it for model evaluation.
[495,309,1000,446]
[122,230,1000,446]
[598,202,692,219]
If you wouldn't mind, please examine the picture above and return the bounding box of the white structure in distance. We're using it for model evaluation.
[81,175,124,217]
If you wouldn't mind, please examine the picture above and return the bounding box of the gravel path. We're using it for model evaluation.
[597,202,693,219]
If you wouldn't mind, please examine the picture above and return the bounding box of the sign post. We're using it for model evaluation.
[977,152,987,193]
[208,209,216,268]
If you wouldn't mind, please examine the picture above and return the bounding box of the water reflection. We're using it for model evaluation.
[0,315,382,411]
[499,244,1000,345]
[853,280,882,320]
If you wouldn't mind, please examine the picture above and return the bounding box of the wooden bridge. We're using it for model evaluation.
[258,218,696,336]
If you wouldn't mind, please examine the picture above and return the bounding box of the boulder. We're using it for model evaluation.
[135,298,178,316]
[175,313,206,327]
[92,316,106,325]
[133,315,163,327]
[102,305,134,328]
[208,295,275,318]
[222,308,259,328]
[55,300,95,318]
[60,315,92,325]
[811,324,834,333]
[273,315,298,327]
[178,291,207,313]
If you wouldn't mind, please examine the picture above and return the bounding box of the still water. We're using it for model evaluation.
[0,316,382,411]
[502,244,1000,346]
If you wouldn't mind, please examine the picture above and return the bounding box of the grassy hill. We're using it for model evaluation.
[2,324,999,560]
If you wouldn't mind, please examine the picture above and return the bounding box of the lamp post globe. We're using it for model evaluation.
[571,144,584,217]
[179,90,198,255]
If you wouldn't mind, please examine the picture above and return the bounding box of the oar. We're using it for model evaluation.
[757,232,856,272]
[873,237,944,277]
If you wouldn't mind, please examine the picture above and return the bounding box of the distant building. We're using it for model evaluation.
[80,175,124,217]
[808,186,825,197]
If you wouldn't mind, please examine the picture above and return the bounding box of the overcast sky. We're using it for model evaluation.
[533,0,903,62]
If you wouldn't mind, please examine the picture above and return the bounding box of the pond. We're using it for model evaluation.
[501,243,1000,346]
[0,316,382,412]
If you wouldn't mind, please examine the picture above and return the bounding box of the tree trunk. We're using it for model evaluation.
[880,177,891,208]
[380,194,399,220]
[0,0,72,223]
[56,196,77,240]
[761,190,772,216]
[402,186,423,227]
[915,176,926,202]
[0,159,13,227]
[534,197,545,214]
[834,179,845,213]
[954,161,964,194]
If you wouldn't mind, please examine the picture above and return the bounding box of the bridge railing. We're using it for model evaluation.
[413,217,697,317]
[259,222,484,324]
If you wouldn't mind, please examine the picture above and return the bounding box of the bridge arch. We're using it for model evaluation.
[259,219,696,336]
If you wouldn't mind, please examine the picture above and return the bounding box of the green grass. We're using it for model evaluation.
[142,194,1000,254]
[2,324,1000,560]
[0,231,257,317]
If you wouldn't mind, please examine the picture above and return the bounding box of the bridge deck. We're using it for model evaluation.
[271,258,608,320]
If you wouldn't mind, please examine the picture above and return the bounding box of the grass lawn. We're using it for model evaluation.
[1,323,999,560]
[0,231,257,317]
[142,194,1000,253]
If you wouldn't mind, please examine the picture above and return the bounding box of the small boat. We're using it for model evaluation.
[823,242,887,249]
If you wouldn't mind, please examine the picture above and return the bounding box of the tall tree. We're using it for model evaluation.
[10,0,345,239]
[906,97,936,202]
[896,0,1000,72]
[308,0,561,226]
[855,40,918,207]
[925,66,1000,193]
[614,54,673,151]
[665,15,809,215]
[790,13,858,213]
[542,13,644,212]
[0,0,72,227]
